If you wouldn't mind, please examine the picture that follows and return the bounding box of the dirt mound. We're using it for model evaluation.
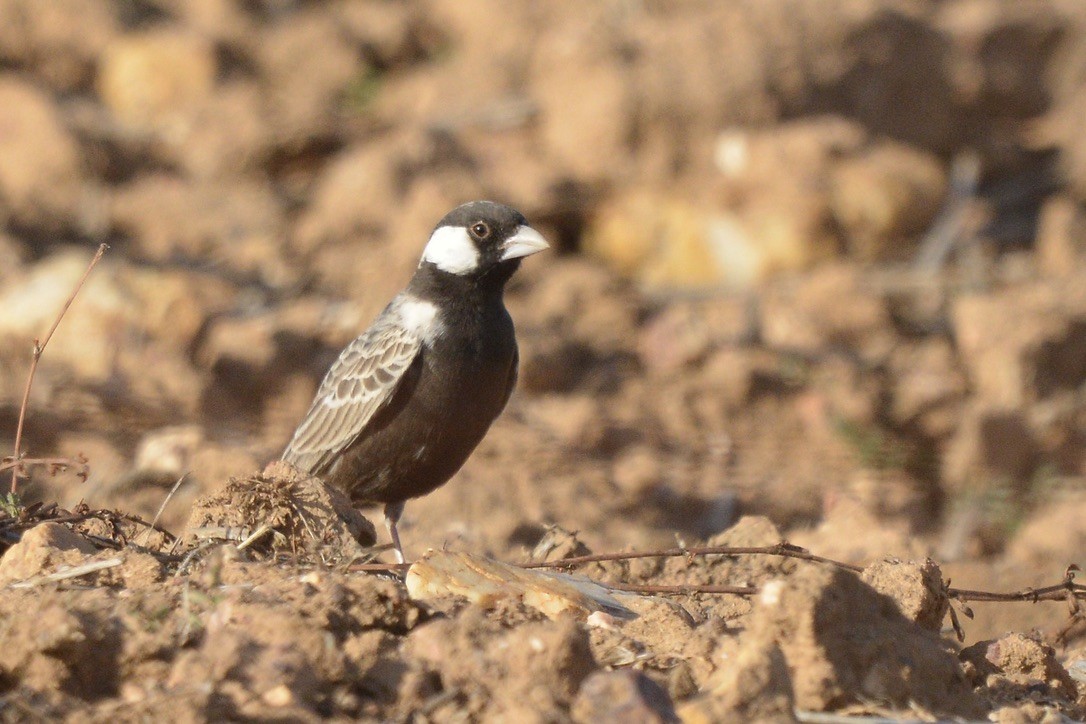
[751,565,981,717]
[182,461,378,564]
[0,513,1083,719]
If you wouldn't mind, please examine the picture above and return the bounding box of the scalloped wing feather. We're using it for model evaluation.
[282,316,423,475]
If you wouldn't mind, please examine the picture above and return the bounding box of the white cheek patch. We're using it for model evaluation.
[399,296,445,343]
[420,225,480,275]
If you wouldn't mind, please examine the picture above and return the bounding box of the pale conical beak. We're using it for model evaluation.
[501,225,549,261]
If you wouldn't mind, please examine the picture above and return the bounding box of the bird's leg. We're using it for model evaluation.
[384,501,406,565]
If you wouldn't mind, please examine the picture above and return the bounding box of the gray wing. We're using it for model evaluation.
[282,313,423,475]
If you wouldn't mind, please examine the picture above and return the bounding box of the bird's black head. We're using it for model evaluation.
[414,201,548,291]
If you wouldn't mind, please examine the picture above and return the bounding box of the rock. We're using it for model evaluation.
[167,609,326,718]
[642,295,754,372]
[714,117,866,189]
[582,193,757,290]
[376,0,530,122]
[937,0,1067,120]
[0,231,25,285]
[677,641,795,724]
[131,425,205,483]
[523,395,609,451]
[637,302,743,376]
[0,522,97,585]
[888,338,967,438]
[660,516,790,594]
[861,558,949,632]
[952,279,1086,408]
[293,140,403,253]
[0,249,234,366]
[177,80,270,179]
[789,492,926,566]
[295,144,460,304]
[584,578,717,689]
[97,30,217,136]
[715,119,864,277]
[961,633,1079,709]
[197,311,288,378]
[628,4,784,177]
[573,670,678,724]
[529,525,592,564]
[581,193,721,289]
[110,174,290,288]
[54,432,127,499]
[749,566,983,717]
[584,180,841,291]
[830,142,946,260]
[172,0,252,46]
[512,256,639,349]
[404,607,596,720]
[760,264,895,366]
[0,77,85,233]
[530,10,630,183]
[1004,495,1086,568]
[518,338,599,395]
[0,249,236,421]
[341,629,402,701]
[840,468,929,528]
[252,10,362,145]
[1054,81,1086,205]
[942,403,1039,492]
[0,0,118,91]
[1036,196,1086,278]
[333,0,435,68]
[0,588,122,698]
[117,551,164,589]
[610,447,664,498]
[817,5,962,153]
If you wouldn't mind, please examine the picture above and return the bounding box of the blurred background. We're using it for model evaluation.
[1,0,1086,638]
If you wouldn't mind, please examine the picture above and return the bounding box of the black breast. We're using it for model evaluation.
[325,301,518,505]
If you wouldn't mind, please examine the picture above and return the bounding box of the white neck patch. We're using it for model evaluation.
[420,225,480,275]
[398,296,444,343]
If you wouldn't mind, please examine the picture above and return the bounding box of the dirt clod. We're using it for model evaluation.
[573,670,679,724]
[0,522,97,585]
[749,565,984,717]
[679,640,796,724]
[182,461,377,563]
[404,605,596,721]
[963,633,1083,717]
[861,557,949,632]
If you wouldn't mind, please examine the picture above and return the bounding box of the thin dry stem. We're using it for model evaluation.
[347,543,1086,606]
[9,243,109,496]
[0,455,88,477]
[8,557,122,589]
[138,473,188,546]
[521,542,866,573]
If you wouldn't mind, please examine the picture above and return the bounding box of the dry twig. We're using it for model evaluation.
[137,473,188,547]
[9,243,109,496]
[7,557,123,589]
[0,455,89,478]
[520,542,865,573]
[0,502,177,556]
[348,542,1086,610]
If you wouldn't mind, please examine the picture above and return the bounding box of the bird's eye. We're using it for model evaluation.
[470,222,490,239]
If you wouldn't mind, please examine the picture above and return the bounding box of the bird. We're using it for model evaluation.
[281,200,549,563]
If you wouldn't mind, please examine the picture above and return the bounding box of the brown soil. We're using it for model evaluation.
[3,0,1086,720]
